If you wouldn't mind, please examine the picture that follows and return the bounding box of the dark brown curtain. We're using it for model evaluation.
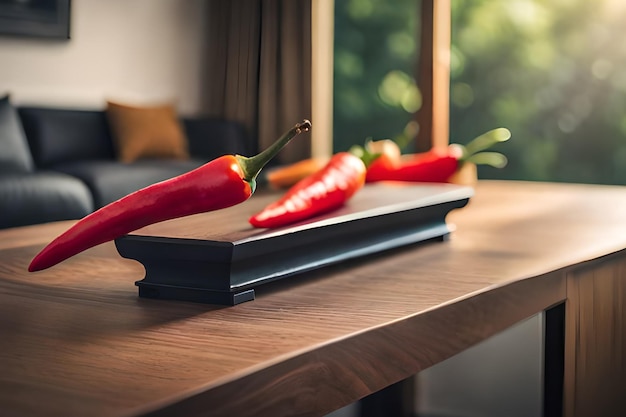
[204,0,312,164]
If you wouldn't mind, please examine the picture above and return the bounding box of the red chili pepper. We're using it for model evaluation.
[364,128,511,183]
[249,152,366,228]
[29,120,311,272]
[366,147,460,183]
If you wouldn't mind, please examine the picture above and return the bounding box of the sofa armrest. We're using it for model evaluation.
[182,118,252,160]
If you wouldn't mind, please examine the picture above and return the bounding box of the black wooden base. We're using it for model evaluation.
[136,283,255,305]
[115,183,473,306]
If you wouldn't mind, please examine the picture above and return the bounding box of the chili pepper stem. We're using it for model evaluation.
[237,119,311,192]
[394,120,420,150]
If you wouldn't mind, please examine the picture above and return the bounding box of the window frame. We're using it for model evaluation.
[415,0,451,152]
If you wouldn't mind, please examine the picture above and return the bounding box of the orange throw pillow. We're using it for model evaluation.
[106,100,189,163]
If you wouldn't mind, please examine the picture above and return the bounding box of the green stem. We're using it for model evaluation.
[465,151,508,168]
[237,119,311,191]
[393,120,419,150]
[463,127,511,157]
[349,143,379,168]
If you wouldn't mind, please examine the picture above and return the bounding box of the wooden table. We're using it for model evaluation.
[1,181,624,417]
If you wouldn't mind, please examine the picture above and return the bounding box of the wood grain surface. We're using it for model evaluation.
[1,180,626,417]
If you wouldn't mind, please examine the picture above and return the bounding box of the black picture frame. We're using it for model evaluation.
[0,0,71,40]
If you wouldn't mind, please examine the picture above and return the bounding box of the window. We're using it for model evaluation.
[333,0,626,184]
[333,0,420,153]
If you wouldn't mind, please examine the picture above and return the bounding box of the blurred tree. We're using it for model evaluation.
[450,0,626,183]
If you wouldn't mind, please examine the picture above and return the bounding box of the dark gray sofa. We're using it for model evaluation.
[0,96,252,229]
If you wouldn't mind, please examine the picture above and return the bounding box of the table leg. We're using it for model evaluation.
[359,377,416,417]
[544,303,565,417]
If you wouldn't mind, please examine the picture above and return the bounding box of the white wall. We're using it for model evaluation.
[416,314,544,417]
[0,0,208,115]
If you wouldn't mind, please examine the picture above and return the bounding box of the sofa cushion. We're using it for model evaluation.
[0,172,93,229]
[18,107,115,168]
[0,95,34,174]
[54,159,207,208]
[106,100,189,163]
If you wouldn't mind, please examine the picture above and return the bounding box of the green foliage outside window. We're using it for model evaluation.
[334,0,626,184]
[333,0,420,153]
[451,0,626,183]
